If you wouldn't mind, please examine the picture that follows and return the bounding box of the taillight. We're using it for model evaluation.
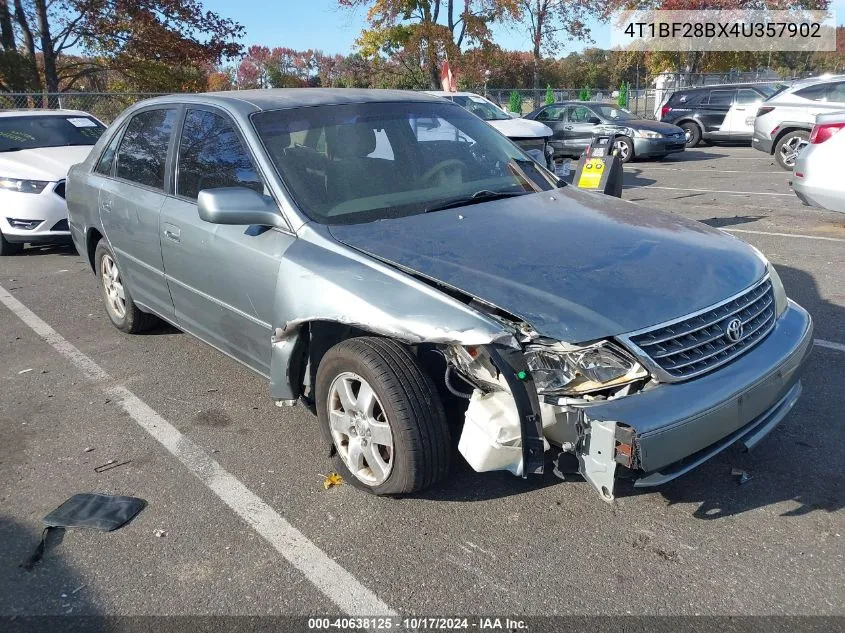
[809,122,845,144]
[660,105,671,119]
[756,106,775,117]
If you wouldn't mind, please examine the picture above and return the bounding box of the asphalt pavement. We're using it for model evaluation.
[1,145,843,621]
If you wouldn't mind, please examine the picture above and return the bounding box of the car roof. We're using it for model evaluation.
[0,108,95,118]
[136,88,445,116]
[670,83,778,94]
[424,91,485,98]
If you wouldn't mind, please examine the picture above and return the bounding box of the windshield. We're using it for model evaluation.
[0,114,105,152]
[450,95,511,121]
[590,105,635,121]
[253,101,556,225]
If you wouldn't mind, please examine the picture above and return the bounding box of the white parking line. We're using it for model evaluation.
[724,228,845,243]
[815,339,845,353]
[0,284,395,617]
[632,167,783,174]
[623,185,793,197]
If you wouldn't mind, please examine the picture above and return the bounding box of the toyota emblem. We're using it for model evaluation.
[725,318,743,343]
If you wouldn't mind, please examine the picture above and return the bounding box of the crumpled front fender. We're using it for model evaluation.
[269,225,518,400]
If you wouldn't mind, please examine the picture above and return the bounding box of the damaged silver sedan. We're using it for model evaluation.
[66,89,813,500]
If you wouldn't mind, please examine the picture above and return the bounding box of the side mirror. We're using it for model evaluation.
[587,116,601,125]
[197,187,285,228]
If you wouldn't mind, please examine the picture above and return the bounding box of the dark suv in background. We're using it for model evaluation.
[660,83,782,147]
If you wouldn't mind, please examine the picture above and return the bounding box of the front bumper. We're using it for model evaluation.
[752,130,774,154]
[582,300,812,483]
[633,136,686,158]
[0,183,71,244]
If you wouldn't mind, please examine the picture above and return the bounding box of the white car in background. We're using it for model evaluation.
[0,109,105,255]
[751,74,845,170]
[425,91,554,167]
[792,111,845,214]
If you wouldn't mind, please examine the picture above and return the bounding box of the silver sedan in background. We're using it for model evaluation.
[792,110,845,214]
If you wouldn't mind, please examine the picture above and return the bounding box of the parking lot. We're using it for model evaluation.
[1,144,843,620]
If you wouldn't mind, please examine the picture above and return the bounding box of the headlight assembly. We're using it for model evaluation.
[634,129,663,139]
[525,341,649,396]
[768,263,788,316]
[0,177,49,194]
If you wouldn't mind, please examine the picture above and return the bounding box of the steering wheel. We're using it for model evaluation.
[420,159,467,187]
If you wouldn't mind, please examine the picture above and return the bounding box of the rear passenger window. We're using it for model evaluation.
[706,90,735,106]
[115,109,177,189]
[826,82,845,104]
[795,83,829,101]
[177,109,263,200]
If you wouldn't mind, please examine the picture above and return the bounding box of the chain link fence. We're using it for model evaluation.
[485,88,660,119]
[2,77,796,124]
[0,92,168,123]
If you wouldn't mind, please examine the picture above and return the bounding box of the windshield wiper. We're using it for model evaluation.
[424,189,529,214]
[0,147,25,152]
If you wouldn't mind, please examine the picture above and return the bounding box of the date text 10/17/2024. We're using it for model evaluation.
[307,617,529,630]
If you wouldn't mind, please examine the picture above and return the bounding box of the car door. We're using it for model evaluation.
[727,88,766,138]
[159,106,294,376]
[565,105,601,153]
[699,89,736,136]
[534,105,568,153]
[98,107,179,320]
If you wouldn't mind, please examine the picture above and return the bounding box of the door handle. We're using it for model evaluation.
[564,125,573,130]
[100,198,112,213]
[163,228,181,243]
[735,107,746,111]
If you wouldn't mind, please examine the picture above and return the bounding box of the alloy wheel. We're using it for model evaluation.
[614,139,630,161]
[101,253,126,320]
[328,372,394,486]
[779,136,804,169]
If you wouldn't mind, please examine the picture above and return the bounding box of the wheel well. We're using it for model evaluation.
[85,228,103,271]
[291,321,450,411]
[771,127,810,154]
[676,119,700,130]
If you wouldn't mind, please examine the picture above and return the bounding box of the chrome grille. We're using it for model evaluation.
[629,279,776,380]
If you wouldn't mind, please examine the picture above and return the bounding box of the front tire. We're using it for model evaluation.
[94,240,157,333]
[614,136,634,163]
[681,121,701,148]
[0,230,23,256]
[316,337,451,495]
[775,130,809,170]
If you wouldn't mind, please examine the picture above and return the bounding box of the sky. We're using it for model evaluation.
[201,0,845,58]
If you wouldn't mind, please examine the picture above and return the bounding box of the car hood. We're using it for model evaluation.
[328,187,766,343]
[488,118,552,139]
[0,145,93,181]
[614,119,685,135]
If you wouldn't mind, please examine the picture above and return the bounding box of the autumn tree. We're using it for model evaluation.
[519,0,618,90]
[0,0,243,95]
[340,0,519,88]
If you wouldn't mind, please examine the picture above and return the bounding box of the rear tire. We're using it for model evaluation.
[775,130,809,171]
[681,122,701,148]
[316,337,451,495]
[0,230,23,256]
[94,240,157,333]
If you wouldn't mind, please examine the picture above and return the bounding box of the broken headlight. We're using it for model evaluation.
[525,341,649,395]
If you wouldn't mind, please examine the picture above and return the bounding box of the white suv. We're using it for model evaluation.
[752,75,845,170]
[0,109,105,255]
